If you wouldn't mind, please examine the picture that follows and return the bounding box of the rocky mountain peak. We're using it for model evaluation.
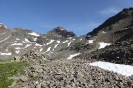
[0,22,8,34]
[46,26,77,38]
[87,7,133,36]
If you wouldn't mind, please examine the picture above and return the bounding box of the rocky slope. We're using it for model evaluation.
[1,7,133,88]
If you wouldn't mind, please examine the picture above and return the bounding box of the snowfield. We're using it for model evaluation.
[89,61,133,77]
[99,42,111,49]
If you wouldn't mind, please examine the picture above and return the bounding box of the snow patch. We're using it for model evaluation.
[15,50,20,54]
[53,44,58,51]
[67,53,81,59]
[63,40,68,43]
[25,38,30,43]
[46,40,55,45]
[88,40,94,43]
[16,38,20,40]
[28,32,40,36]
[11,43,23,46]
[89,61,133,77]
[25,44,31,48]
[68,42,72,46]
[57,41,60,43]
[35,43,42,46]
[33,37,37,41]
[102,31,106,33]
[0,35,11,42]
[99,42,111,49]
[40,48,43,52]
[0,52,12,55]
[44,47,51,53]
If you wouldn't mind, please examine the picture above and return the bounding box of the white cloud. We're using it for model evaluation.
[99,7,120,15]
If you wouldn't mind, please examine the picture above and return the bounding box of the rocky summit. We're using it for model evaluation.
[1,7,133,88]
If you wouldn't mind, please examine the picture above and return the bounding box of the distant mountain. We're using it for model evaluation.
[46,26,77,38]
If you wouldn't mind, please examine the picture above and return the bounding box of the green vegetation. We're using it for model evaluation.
[0,61,29,88]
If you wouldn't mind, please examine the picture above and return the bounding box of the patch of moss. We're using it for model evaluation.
[0,61,29,88]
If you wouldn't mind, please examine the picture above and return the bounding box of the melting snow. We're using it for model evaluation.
[35,43,42,46]
[0,35,11,42]
[25,38,30,43]
[63,40,68,43]
[67,53,81,59]
[89,61,133,77]
[99,42,111,49]
[0,52,12,55]
[25,44,31,48]
[46,40,55,45]
[11,43,23,46]
[15,50,20,54]
[16,38,20,40]
[40,48,43,52]
[68,42,72,46]
[33,37,37,41]
[57,41,60,43]
[28,32,40,36]
[88,40,94,43]
[102,31,106,33]
[53,44,58,51]
[45,47,51,52]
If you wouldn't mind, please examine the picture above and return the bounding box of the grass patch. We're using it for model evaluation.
[0,61,29,88]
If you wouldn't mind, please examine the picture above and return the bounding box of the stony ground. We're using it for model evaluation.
[9,58,133,88]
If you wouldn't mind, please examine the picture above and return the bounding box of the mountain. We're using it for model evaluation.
[77,7,133,65]
[45,26,77,38]
[0,25,84,61]
[1,8,133,88]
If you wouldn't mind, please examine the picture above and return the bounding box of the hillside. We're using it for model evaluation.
[1,7,133,87]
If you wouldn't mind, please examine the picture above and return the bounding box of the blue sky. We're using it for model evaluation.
[0,0,133,36]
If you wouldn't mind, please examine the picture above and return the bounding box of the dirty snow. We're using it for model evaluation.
[28,32,40,36]
[89,61,133,77]
[99,42,111,49]
[67,53,81,59]
[46,40,55,45]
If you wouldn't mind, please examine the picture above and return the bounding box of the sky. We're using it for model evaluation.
[0,0,133,36]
